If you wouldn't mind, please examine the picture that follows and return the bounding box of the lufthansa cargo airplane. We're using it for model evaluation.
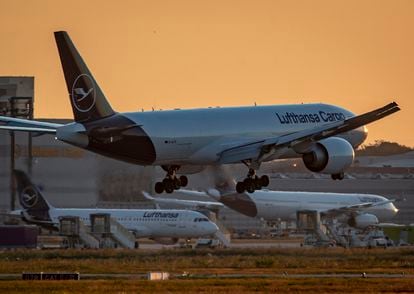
[0,31,400,194]
[13,170,218,242]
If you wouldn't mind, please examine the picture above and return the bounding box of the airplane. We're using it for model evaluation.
[12,170,218,243]
[142,191,224,212]
[0,31,400,194]
[178,174,399,229]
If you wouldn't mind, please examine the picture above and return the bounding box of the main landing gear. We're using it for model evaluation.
[154,165,188,194]
[236,168,269,194]
[331,173,344,180]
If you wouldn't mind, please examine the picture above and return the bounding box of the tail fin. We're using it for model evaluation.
[206,167,258,217]
[14,170,52,222]
[210,166,237,194]
[54,31,115,122]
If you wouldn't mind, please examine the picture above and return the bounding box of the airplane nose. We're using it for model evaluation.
[391,203,399,215]
[207,222,219,235]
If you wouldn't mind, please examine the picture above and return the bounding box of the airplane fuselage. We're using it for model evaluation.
[218,190,398,221]
[57,103,367,166]
[45,208,218,238]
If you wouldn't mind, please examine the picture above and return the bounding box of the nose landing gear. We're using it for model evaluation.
[236,168,269,193]
[155,165,188,194]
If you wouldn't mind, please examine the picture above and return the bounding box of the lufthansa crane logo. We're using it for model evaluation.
[21,186,39,208]
[71,74,96,113]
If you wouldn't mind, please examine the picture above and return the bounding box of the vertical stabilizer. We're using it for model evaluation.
[210,166,237,194]
[14,170,52,222]
[54,31,115,122]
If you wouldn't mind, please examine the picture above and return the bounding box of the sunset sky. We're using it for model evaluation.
[0,0,413,146]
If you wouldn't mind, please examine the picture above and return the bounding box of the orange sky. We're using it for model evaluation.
[0,0,413,146]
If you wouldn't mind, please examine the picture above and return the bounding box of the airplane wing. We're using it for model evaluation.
[219,102,400,163]
[142,191,224,210]
[0,116,63,134]
[320,199,394,217]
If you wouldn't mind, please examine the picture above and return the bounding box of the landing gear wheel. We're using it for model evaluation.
[155,165,190,194]
[243,178,255,193]
[165,180,174,194]
[253,176,262,190]
[173,178,181,190]
[162,178,174,193]
[260,175,269,187]
[246,184,255,193]
[236,166,270,193]
[236,182,245,193]
[179,175,188,187]
[155,182,164,194]
[331,173,344,180]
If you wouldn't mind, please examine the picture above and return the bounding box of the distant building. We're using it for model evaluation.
[0,77,34,211]
[0,77,34,117]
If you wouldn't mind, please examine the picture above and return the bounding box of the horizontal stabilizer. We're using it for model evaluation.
[0,126,57,133]
[142,191,223,210]
[0,116,62,134]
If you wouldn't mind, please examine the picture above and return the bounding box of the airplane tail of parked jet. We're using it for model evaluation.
[14,170,54,225]
[208,166,236,195]
[54,31,115,122]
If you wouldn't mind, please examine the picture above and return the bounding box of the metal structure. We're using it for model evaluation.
[0,77,34,211]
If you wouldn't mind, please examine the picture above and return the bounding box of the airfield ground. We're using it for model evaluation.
[1,278,414,293]
[0,247,413,293]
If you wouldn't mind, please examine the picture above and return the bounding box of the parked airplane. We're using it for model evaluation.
[142,191,224,212]
[0,31,400,194]
[179,177,399,229]
[12,170,218,242]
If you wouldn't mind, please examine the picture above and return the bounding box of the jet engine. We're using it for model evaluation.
[152,237,179,245]
[348,213,379,229]
[302,137,355,175]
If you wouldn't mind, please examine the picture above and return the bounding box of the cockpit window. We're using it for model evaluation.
[359,196,382,203]
[194,218,209,222]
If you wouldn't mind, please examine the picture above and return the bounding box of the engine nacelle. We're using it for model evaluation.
[348,213,379,229]
[152,237,179,245]
[302,137,355,174]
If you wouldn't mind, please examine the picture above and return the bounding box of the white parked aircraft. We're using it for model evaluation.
[178,176,399,229]
[0,31,400,194]
[142,191,224,211]
[13,170,218,242]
